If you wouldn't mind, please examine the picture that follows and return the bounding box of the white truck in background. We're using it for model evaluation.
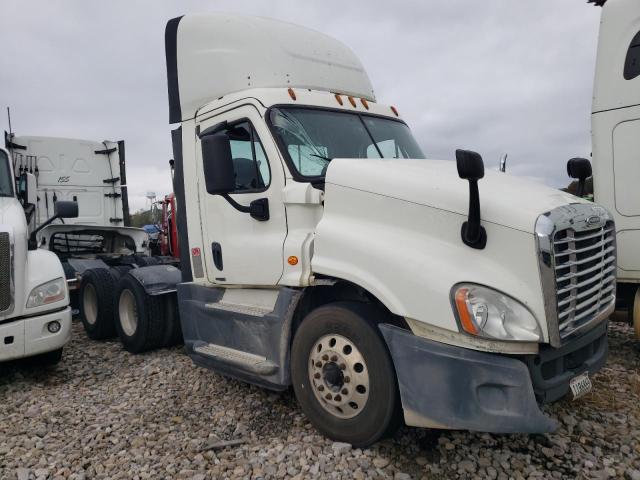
[0,147,77,365]
[565,0,640,337]
[4,133,130,228]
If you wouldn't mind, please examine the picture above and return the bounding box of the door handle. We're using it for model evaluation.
[212,242,223,270]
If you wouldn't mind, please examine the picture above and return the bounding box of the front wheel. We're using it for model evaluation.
[291,302,401,447]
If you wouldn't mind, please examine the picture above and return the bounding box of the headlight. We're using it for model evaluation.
[26,278,66,308]
[452,284,542,342]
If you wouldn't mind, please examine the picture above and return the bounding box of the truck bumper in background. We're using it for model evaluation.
[0,306,72,362]
[379,324,557,434]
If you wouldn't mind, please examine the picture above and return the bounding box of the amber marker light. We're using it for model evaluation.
[455,287,478,335]
[360,98,369,110]
[348,96,356,107]
[334,94,344,105]
[390,106,399,117]
[288,256,299,266]
[288,88,297,100]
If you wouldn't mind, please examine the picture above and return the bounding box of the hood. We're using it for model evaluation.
[0,196,27,234]
[324,158,586,233]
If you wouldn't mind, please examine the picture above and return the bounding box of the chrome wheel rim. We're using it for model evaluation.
[119,289,138,337]
[308,334,370,419]
[83,283,98,325]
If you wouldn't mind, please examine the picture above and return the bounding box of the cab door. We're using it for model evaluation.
[196,105,287,285]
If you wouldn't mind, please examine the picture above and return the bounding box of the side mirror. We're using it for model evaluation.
[18,172,37,206]
[202,134,235,195]
[456,149,484,180]
[200,132,270,221]
[54,200,79,219]
[566,157,592,197]
[456,149,487,249]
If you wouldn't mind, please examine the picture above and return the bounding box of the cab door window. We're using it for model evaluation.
[221,121,271,192]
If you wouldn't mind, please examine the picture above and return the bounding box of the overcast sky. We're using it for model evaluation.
[0,1,603,212]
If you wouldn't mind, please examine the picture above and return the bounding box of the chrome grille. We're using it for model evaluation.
[552,221,616,339]
[0,232,10,312]
[535,204,616,348]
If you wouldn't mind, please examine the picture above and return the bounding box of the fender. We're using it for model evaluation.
[127,264,183,295]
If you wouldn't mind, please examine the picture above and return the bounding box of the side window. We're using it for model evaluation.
[624,31,640,81]
[221,121,271,192]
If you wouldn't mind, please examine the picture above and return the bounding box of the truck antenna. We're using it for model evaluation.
[7,107,14,170]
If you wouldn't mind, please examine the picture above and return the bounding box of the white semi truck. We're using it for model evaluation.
[565,0,640,337]
[80,13,616,446]
[5,133,130,228]
[0,147,77,365]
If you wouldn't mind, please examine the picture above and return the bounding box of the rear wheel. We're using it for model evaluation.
[291,302,401,447]
[79,268,116,339]
[114,273,167,353]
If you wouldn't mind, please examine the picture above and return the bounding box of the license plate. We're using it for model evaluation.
[569,372,592,400]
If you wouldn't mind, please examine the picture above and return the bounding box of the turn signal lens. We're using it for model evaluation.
[288,256,299,266]
[454,288,478,335]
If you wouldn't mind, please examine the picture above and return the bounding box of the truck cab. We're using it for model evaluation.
[0,147,75,364]
[163,14,616,446]
[584,0,640,335]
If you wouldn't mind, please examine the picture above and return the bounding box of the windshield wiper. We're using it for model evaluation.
[310,153,332,162]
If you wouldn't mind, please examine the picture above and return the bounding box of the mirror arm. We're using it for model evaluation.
[222,194,251,214]
[461,179,487,250]
[28,214,60,250]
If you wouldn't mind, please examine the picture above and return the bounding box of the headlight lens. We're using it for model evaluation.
[452,284,542,342]
[26,278,66,308]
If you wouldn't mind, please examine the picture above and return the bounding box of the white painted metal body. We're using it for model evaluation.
[0,148,71,362]
[592,0,640,282]
[10,135,126,228]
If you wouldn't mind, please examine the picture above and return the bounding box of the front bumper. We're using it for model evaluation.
[0,307,72,362]
[379,324,557,433]
[521,319,608,404]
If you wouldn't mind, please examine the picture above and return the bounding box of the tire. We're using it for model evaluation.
[114,273,167,353]
[79,268,117,339]
[631,287,640,340]
[291,302,401,447]
[28,348,63,366]
[109,265,133,282]
[162,293,183,347]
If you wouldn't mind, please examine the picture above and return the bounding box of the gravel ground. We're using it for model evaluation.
[1,320,639,480]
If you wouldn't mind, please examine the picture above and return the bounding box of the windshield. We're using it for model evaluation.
[0,150,13,197]
[269,107,425,178]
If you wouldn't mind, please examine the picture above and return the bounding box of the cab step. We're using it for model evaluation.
[193,342,278,375]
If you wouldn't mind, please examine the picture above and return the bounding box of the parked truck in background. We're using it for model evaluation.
[0,146,77,365]
[564,0,640,337]
[5,133,130,228]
